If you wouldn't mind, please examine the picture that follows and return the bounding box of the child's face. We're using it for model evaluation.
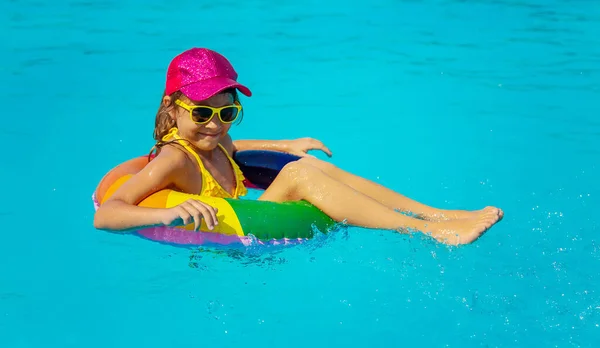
[169,92,236,152]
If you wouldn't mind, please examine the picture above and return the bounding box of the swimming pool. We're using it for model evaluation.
[1,0,599,346]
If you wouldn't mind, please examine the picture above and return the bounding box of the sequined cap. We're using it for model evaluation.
[165,48,252,101]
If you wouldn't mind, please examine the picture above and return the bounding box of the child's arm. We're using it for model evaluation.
[233,139,291,152]
[224,135,332,158]
[93,148,218,232]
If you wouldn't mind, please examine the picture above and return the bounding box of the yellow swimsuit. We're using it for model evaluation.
[161,127,248,199]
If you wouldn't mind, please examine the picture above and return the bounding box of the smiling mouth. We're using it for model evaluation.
[199,132,220,137]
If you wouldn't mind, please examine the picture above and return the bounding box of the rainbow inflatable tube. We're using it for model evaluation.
[92,150,336,247]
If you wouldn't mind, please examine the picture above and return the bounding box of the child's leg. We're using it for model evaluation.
[296,157,503,222]
[258,161,498,245]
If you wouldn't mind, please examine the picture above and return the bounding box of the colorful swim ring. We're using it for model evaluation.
[92,150,336,247]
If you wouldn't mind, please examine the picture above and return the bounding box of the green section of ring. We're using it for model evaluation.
[225,198,336,240]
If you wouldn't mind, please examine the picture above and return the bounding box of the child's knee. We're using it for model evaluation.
[280,160,319,185]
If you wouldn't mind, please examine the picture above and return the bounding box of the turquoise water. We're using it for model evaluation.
[1,0,599,346]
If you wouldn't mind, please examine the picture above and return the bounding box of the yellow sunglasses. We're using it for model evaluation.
[175,99,242,125]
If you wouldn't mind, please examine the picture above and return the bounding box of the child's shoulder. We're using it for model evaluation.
[150,144,193,171]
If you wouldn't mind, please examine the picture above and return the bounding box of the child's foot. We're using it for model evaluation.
[427,215,500,245]
[427,206,503,223]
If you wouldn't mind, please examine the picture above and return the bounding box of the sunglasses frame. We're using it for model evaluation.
[175,99,242,125]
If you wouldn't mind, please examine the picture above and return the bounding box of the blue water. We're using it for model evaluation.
[1,0,599,346]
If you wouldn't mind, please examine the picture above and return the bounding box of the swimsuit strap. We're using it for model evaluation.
[162,127,207,172]
[216,143,248,197]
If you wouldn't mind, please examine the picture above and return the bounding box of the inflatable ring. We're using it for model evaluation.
[92,150,337,247]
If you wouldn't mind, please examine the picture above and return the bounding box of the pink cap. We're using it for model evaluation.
[164,48,252,101]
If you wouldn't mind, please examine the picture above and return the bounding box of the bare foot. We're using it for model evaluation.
[426,206,504,223]
[426,215,499,245]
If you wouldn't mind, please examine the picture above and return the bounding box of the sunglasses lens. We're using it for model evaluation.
[191,107,214,123]
[220,107,239,122]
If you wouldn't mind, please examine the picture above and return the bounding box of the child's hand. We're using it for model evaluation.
[285,138,332,158]
[161,199,219,231]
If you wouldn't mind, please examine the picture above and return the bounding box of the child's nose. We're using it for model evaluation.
[205,113,222,128]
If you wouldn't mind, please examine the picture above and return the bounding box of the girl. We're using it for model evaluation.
[93,48,503,245]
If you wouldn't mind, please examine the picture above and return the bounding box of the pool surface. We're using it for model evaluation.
[1,0,599,346]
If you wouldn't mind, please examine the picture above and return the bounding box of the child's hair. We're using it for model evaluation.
[148,88,243,161]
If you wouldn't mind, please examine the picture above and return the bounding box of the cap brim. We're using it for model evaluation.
[180,77,252,101]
